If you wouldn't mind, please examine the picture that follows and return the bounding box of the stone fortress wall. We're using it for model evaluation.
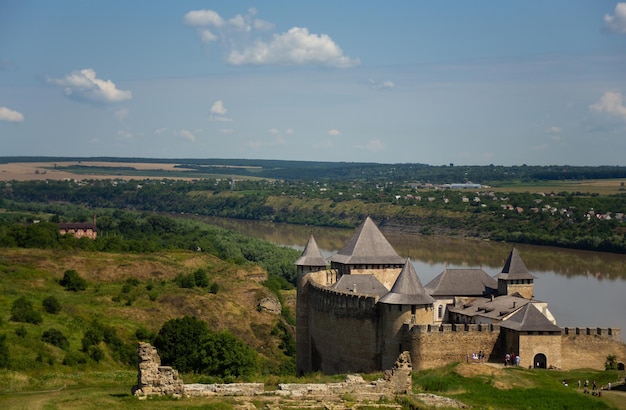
[307,280,382,374]
[306,281,626,372]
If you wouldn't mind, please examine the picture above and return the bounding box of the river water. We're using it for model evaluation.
[198,216,626,342]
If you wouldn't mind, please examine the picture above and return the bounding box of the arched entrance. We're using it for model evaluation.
[618,362,625,371]
[533,353,547,369]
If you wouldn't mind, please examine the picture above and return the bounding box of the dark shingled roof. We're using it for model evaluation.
[295,235,328,267]
[500,303,562,332]
[425,268,497,297]
[379,259,435,305]
[333,274,389,297]
[494,248,535,281]
[447,294,530,320]
[329,217,405,265]
[59,222,97,231]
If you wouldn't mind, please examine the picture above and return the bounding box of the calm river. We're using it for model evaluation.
[199,216,626,342]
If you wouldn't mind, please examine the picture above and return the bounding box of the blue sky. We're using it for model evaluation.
[1,1,625,165]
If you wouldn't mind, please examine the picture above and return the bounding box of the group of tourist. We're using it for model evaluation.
[467,350,486,363]
[503,352,520,366]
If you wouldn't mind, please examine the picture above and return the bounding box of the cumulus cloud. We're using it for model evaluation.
[179,129,197,142]
[184,10,224,27]
[369,79,395,90]
[48,68,131,104]
[605,3,626,33]
[200,29,218,43]
[227,27,359,68]
[590,91,626,120]
[154,127,168,135]
[0,106,24,122]
[209,100,232,122]
[328,129,341,136]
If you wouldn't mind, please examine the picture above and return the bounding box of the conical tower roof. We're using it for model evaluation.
[495,248,534,281]
[295,235,327,267]
[329,217,404,265]
[379,258,435,305]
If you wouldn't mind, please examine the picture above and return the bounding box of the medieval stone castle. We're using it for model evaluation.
[296,217,626,375]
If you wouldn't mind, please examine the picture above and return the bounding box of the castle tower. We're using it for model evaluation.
[329,217,405,288]
[379,258,435,369]
[295,235,327,375]
[495,248,534,299]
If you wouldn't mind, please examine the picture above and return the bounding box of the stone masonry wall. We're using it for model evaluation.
[308,282,382,374]
[560,327,626,370]
[408,324,503,370]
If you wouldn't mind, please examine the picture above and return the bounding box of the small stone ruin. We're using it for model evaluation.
[131,342,184,398]
[132,342,413,400]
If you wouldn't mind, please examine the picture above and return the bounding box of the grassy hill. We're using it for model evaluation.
[0,248,295,390]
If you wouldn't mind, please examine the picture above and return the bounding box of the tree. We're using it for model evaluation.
[199,331,257,378]
[0,334,10,369]
[153,316,208,373]
[60,269,87,291]
[42,328,70,350]
[10,296,43,324]
[42,296,62,314]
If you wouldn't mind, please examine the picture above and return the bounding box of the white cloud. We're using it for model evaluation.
[328,129,341,136]
[220,128,234,134]
[285,128,294,136]
[200,29,217,43]
[184,10,224,27]
[229,14,251,32]
[253,18,275,31]
[605,3,626,34]
[154,127,167,135]
[48,68,131,104]
[590,91,626,120]
[210,100,227,115]
[209,100,232,122]
[0,106,24,122]
[267,128,280,136]
[179,129,196,142]
[370,79,395,90]
[227,27,360,68]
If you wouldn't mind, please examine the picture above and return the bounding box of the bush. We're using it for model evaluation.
[42,328,70,350]
[15,326,27,338]
[210,282,220,294]
[194,269,209,288]
[88,345,104,362]
[0,334,10,369]
[60,269,87,291]
[42,296,61,314]
[63,351,87,366]
[10,296,43,324]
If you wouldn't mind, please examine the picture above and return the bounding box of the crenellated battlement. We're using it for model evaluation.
[308,281,379,314]
[563,327,621,340]
[409,323,501,334]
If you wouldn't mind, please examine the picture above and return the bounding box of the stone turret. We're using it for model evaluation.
[295,235,327,376]
[495,248,534,299]
[379,258,434,369]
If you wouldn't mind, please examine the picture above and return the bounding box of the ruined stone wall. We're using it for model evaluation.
[560,327,626,370]
[308,282,382,374]
[408,324,503,370]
